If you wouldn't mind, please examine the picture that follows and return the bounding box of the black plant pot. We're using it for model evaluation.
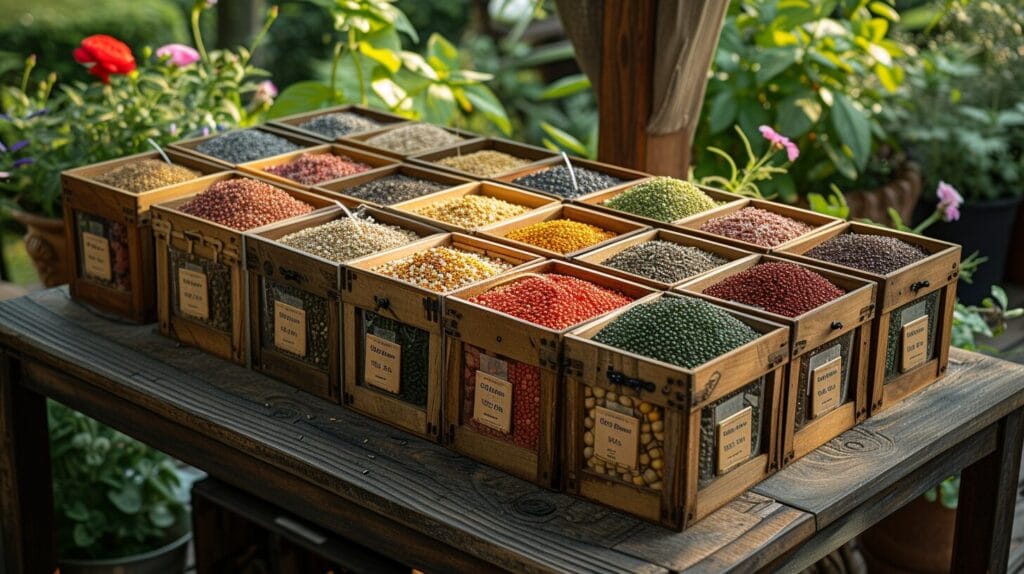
[913,195,1022,304]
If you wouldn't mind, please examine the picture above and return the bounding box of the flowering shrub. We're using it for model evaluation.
[696,124,800,198]
[72,35,137,83]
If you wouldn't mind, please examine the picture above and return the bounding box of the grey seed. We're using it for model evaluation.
[298,112,382,138]
[602,240,727,283]
[343,174,446,205]
[513,165,625,198]
[195,130,300,164]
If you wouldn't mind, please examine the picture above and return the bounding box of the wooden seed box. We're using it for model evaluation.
[571,228,753,290]
[237,144,399,190]
[152,172,338,364]
[388,181,559,234]
[342,123,484,160]
[62,150,226,323]
[267,104,410,143]
[673,197,844,253]
[314,163,474,209]
[244,206,444,402]
[492,156,651,200]
[442,260,656,488]
[169,126,321,169]
[408,138,559,180]
[677,254,877,467]
[341,233,543,442]
[479,204,650,260]
[562,291,790,530]
[774,221,961,415]
[574,181,745,230]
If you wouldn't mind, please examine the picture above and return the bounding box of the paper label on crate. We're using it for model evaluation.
[811,356,843,418]
[479,354,509,380]
[717,406,752,474]
[274,300,306,357]
[473,371,512,434]
[365,334,401,394]
[82,232,112,282]
[594,406,639,469]
[901,315,930,372]
[178,267,209,320]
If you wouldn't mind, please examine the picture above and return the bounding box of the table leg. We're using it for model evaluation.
[952,408,1024,574]
[0,354,55,574]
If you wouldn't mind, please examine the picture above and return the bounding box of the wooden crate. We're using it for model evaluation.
[237,144,399,190]
[408,137,559,180]
[574,181,745,229]
[314,163,474,209]
[673,197,844,253]
[479,204,649,260]
[341,233,542,442]
[774,221,961,415]
[677,254,877,466]
[562,292,790,530]
[267,104,409,143]
[492,156,651,200]
[442,260,655,488]
[168,126,321,169]
[388,181,559,234]
[62,150,226,323]
[571,228,752,290]
[245,206,444,402]
[152,172,337,364]
[342,122,484,159]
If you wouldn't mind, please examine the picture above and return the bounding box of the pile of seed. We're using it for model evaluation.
[703,262,845,317]
[94,159,199,193]
[435,150,531,177]
[374,246,512,292]
[594,296,760,369]
[195,130,300,164]
[602,240,728,284]
[463,345,541,450]
[504,219,616,254]
[603,177,718,222]
[364,124,463,155]
[278,216,419,263]
[414,195,529,229]
[512,165,625,198]
[265,153,370,185]
[583,386,664,489]
[297,112,382,138]
[179,178,314,231]
[805,233,929,275]
[699,207,814,248]
[469,273,632,330]
[342,174,446,205]
[363,311,430,407]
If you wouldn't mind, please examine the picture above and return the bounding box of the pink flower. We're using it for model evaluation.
[156,44,200,67]
[257,80,278,99]
[759,125,799,161]
[943,202,960,222]
[936,181,963,208]
[0,171,9,180]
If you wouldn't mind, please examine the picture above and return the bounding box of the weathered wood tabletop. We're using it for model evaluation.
[1,288,1022,573]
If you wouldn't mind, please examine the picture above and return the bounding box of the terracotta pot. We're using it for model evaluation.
[845,161,923,224]
[10,209,70,287]
[859,495,956,573]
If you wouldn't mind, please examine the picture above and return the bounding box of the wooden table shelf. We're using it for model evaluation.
[1,288,1022,573]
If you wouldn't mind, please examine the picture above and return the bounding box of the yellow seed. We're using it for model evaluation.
[504,219,616,254]
[414,194,529,229]
[647,410,661,423]
[638,402,652,414]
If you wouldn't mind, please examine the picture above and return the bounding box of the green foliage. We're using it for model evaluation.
[695,0,906,201]
[923,476,960,509]
[952,285,1024,352]
[49,401,186,559]
[695,125,792,199]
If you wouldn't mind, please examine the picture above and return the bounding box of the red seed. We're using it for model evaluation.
[703,262,844,317]
[265,152,370,185]
[178,178,314,231]
[699,207,814,248]
[468,273,633,330]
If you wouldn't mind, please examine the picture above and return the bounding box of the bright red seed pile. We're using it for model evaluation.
[699,207,814,248]
[703,262,845,317]
[265,153,370,185]
[468,273,633,330]
[179,178,314,231]
[463,345,541,450]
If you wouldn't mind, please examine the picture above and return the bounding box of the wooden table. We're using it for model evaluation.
[1,288,1023,573]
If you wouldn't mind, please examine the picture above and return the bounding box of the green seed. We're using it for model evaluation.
[603,177,719,222]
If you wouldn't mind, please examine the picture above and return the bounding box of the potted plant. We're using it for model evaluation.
[49,401,191,573]
[0,0,278,286]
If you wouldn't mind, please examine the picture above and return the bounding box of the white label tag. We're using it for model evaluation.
[594,406,639,469]
[473,371,513,433]
[274,300,306,357]
[82,232,112,282]
[717,406,752,474]
[364,334,401,393]
[178,267,209,320]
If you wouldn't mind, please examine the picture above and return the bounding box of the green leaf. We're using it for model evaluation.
[427,33,460,72]
[73,523,96,548]
[464,84,512,135]
[776,94,821,138]
[992,285,1009,310]
[420,84,457,126]
[707,90,739,134]
[539,74,592,100]
[148,504,176,528]
[267,81,337,119]
[540,121,589,157]
[108,484,142,515]
[358,41,401,74]
[830,93,871,171]
[868,2,900,22]
[756,48,798,84]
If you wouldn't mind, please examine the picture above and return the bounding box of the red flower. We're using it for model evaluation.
[73,35,136,83]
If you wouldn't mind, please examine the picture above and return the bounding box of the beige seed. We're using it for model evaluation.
[583,417,594,429]
[638,402,652,414]
[641,423,651,433]
[584,397,595,409]
[648,447,662,460]
[584,446,594,459]
[606,391,618,403]
[593,387,606,398]
[651,458,664,470]
[652,420,664,433]
[640,432,652,445]
[583,431,594,446]
[619,395,633,407]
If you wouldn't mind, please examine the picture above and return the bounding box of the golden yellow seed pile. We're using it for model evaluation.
[373,246,513,292]
[414,195,530,229]
[436,150,531,177]
[504,219,617,254]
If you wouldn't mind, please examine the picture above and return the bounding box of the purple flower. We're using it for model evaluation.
[26,109,48,119]
[257,80,278,98]
[0,140,6,153]
[9,140,28,153]
[759,125,800,161]
[943,202,961,222]
[156,44,201,67]
[12,158,34,168]
[201,126,211,137]
[0,114,11,122]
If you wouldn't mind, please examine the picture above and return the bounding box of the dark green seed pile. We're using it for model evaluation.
[603,177,718,222]
[594,297,759,369]
[601,240,727,284]
[195,130,300,164]
[298,112,382,138]
[512,165,625,198]
[805,233,929,275]
[342,174,446,205]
